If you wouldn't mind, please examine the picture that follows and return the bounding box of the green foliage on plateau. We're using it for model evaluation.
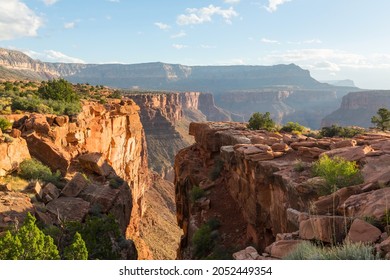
[18,158,61,185]
[319,124,365,138]
[38,79,79,102]
[281,121,305,133]
[284,241,379,260]
[192,218,221,259]
[0,117,12,131]
[312,155,363,195]
[0,213,60,260]
[371,107,390,131]
[247,112,276,131]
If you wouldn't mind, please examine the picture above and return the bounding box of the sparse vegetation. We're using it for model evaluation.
[284,241,379,260]
[293,159,305,172]
[371,107,390,131]
[0,117,11,131]
[312,155,363,195]
[247,112,276,131]
[281,121,305,134]
[190,185,205,202]
[18,158,61,186]
[109,177,125,189]
[319,124,365,138]
[210,157,224,180]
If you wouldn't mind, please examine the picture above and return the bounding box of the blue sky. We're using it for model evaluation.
[1,0,390,89]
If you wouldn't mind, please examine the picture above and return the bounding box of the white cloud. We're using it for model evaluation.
[42,0,58,5]
[171,30,187,38]
[224,0,240,4]
[265,0,291,13]
[177,5,238,25]
[172,44,187,50]
[64,22,76,29]
[0,0,43,41]
[154,22,171,30]
[261,38,280,44]
[24,49,85,63]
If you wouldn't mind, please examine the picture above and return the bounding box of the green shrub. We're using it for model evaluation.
[192,224,214,258]
[109,177,125,189]
[63,232,88,260]
[38,79,79,102]
[284,241,379,260]
[0,212,60,260]
[0,117,11,131]
[108,90,122,99]
[247,112,276,131]
[281,122,305,133]
[319,125,365,138]
[293,159,305,172]
[190,186,205,202]
[210,157,224,181]
[19,159,61,185]
[312,155,363,195]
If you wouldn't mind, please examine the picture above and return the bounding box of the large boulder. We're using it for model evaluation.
[347,219,381,243]
[78,153,114,177]
[46,197,90,222]
[299,216,350,243]
[61,172,90,197]
[264,240,303,259]
[0,137,31,176]
[338,188,390,220]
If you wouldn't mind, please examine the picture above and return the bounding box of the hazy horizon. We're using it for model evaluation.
[1,0,390,89]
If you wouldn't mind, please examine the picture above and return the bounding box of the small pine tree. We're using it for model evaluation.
[63,232,88,260]
[247,112,276,131]
[0,213,60,260]
[371,108,390,131]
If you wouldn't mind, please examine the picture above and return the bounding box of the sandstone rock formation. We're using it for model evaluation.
[175,121,390,259]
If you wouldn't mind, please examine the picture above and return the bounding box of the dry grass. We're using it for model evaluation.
[0,176,29,192]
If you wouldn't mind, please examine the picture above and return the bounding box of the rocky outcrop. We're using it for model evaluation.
[0,135,31,176]
[9,100,149,249]
[322,90,390,128]
[174,122,390,259]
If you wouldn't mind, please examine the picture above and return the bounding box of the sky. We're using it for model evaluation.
[1,0,390,89]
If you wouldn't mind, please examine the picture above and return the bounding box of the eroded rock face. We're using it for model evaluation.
[10,100,149,251]
[0,137,31,176]
[175,121,390,258]
[0,191,34,231]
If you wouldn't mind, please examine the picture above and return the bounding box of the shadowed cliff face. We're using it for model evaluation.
[174,122,390,259]
[127,92,235,180]
[322,90,390,128]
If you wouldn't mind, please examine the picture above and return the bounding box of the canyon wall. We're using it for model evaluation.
[1,99,150,258]
[127,92,234,180]
[175,122,390,259]
[322,90,390,128]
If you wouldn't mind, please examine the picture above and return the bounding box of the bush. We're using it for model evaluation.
[38,79,79,102]
[312,155,363,195]
[284,241,379,260]
[293,159,305,172]
[281,122,305,133]
[190,186,205,202]
[210,157,224,180]
[19,159,61,185]
[0,117,11,131]
[192,224,214,258]
[319,125,365,138]
[0,212,60,260]
[63,232,88,260]
[247,112,276,131]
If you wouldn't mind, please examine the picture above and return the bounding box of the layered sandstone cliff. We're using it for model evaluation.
[175,122,390,259]
[0,99,150,258]
[322,90,390,128]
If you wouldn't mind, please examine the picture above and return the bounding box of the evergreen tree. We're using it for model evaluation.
[0,212,60,260]
[247,112,276,131]
[63,232,88,260]
[371,107,390,131]
[38,78,79,102]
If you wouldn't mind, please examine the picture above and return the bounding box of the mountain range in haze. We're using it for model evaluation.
[2,47,388,129]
